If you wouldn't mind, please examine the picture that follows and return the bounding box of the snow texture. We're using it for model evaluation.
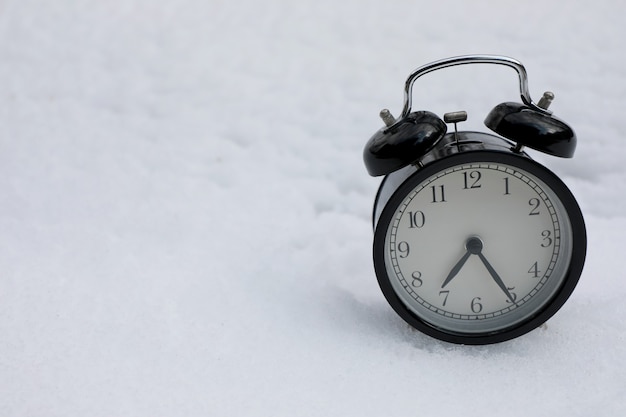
[0,0,625,416]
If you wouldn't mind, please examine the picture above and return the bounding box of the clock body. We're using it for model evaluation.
[372,132,586,344]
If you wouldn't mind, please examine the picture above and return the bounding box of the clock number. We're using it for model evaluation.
[528,262,541,278]
[408,211,425,228]
[439,290,450,306]
[505,287,518,303]
[503,177,511,195]
[463,171,482,189]
[397,241,410,258]
[411,271,423,287]
[430,185,446,203]
[541,230,553,247]
[529,198,541,215]
[471,297,483,313]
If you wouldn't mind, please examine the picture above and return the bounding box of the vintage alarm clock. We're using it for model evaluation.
[364,55,586,345]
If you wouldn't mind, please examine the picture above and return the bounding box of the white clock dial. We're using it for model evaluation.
[382,161,573,334]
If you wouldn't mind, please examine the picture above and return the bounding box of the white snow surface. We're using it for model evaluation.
[0,0,625,415]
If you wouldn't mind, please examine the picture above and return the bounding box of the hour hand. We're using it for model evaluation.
[441,250,471,288]
[442,237,484,288]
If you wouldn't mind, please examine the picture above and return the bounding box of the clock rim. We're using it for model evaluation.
[373,150,587,345]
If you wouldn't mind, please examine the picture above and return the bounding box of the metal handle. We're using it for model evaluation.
[395,54,547,125]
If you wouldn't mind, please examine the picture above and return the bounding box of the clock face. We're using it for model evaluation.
[374,152,586,343]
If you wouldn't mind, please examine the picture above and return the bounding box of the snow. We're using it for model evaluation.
[0,0,625,415]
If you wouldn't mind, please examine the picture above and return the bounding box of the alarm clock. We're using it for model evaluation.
[364,55,586,345]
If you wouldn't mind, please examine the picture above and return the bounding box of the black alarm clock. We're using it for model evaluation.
[364,55,586,345]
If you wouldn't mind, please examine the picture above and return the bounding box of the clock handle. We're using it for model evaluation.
[390,55,548,129]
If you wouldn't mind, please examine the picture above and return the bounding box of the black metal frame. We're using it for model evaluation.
[372,147,587,345]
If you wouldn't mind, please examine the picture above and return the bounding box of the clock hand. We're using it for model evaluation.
[441,237,483,288]
[476,252,516,304]
[441,250,471,288]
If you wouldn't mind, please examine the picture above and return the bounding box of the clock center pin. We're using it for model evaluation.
[465,236,484,254]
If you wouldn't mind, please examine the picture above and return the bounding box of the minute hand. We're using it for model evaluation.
[477,252,516,304]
